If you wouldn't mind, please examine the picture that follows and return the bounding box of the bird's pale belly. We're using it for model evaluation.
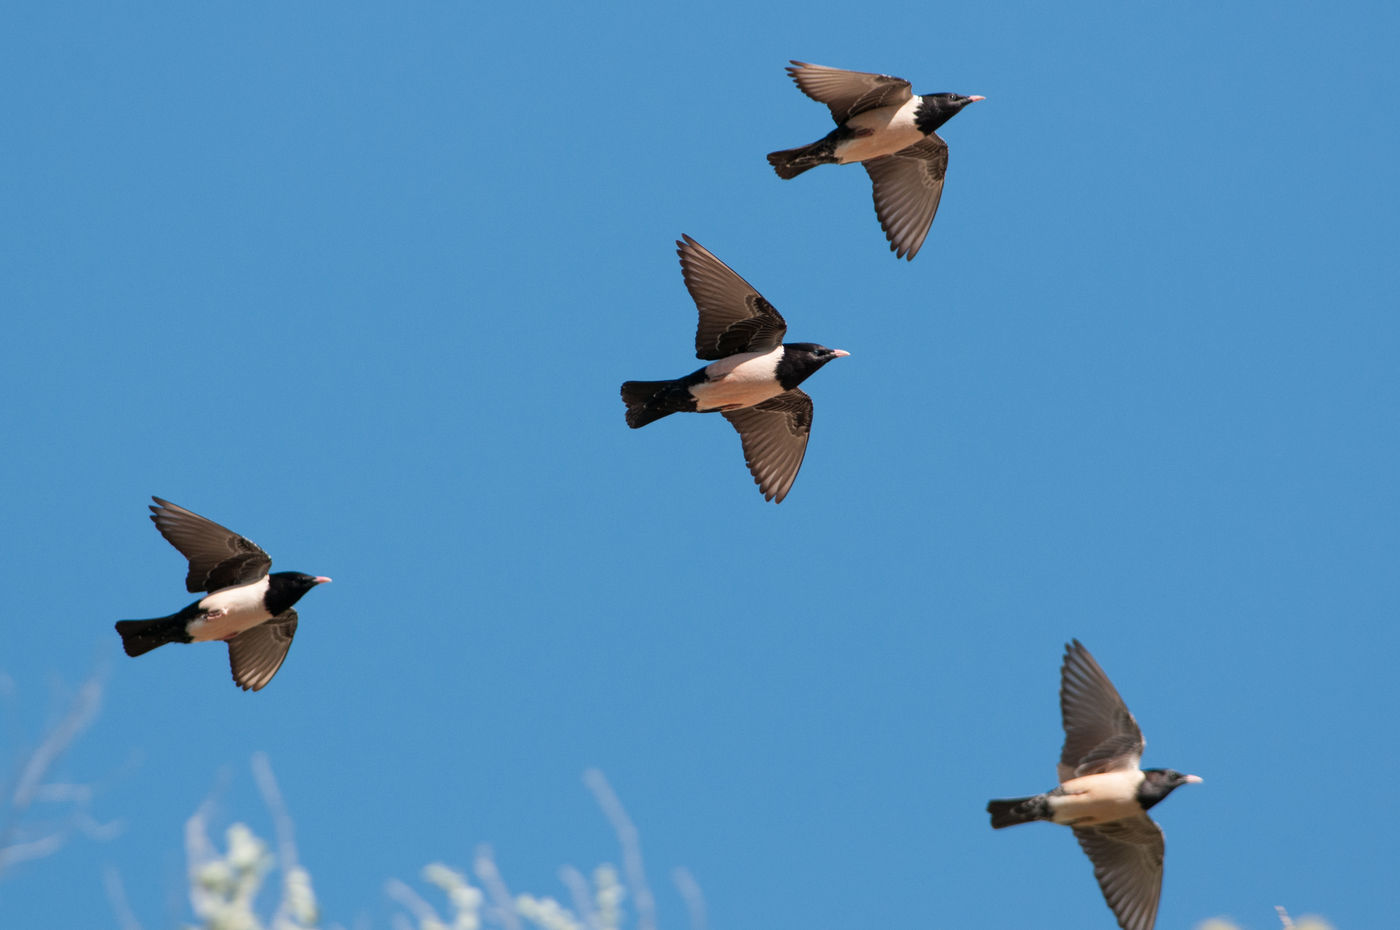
[836,104,924,163]
[187,581,272,642]
[1049,772,1143,826]
[691,350,784,411]
[186,607,269,642]
[692,380,785,411]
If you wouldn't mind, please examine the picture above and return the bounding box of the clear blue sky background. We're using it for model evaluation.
[3,1,1397,928]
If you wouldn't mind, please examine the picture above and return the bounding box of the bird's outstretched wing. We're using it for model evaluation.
[722,390,813,503]
[1072,816,1165,930]
[226,610,298,692]
[679,235,787,360]
[864,136,949,260]
[149,497,272,593]
[785,61,914,124]
[1058,639,1146,781]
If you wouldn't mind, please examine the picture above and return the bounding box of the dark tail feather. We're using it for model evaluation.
[987,795,1051,829]
[767,142,831,179]
[115,616,189,657]
[621,380,678,429]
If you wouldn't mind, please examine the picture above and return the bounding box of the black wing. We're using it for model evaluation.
[1059,639,1145,782]
[678,235,787,360]
[226,610,298,692]
[149,497,272,593]
[785,61,914,124]
[721,390,813,503]
[1072,817,1166,930]
[864,135,949,261]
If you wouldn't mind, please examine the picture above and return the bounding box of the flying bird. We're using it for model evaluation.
[621,235,849,503]
[115,496,331,691]
[767,60,983,260]
[986,640,1201,930]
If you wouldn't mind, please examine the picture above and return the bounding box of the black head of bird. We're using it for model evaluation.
[914,93,985,134]
[1137,769,1203,810]
[775,343,851,388]
[265,572,332,615]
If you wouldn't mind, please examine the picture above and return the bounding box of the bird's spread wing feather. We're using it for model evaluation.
[678,235,787,359]
[149,497,272,593]
[785,61,913,124]
[226,610,298,692]
[721,390,813,503]
[1059,639,1145,781]
[1072,817,1166,930]
[863,136,948,261]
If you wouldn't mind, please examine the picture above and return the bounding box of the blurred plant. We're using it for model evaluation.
[0,663,120,878]
[384,768,703,930]
[180,752,320,930]
[387,854,630,930]
[1197,907,1335,930]
[161,758,703,930]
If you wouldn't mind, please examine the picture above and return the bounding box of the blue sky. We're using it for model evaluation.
[2,1,1398,928]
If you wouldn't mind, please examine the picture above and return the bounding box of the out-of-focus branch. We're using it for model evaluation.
[390,769,697,930]
[385,876,445,928]
[253,751,319,930]
[103,864,145,930]
[558,866,598,930]
[1197,910,1335,930]
[474,844,522,930]
[181,757,320,930]
[671,867,706,930]
[0,663,114,877]
[582,770,654,930]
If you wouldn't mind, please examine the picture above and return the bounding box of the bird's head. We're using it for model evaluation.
[277,571,332,590]
[774,344,850,391]
[785,343,850,360]
[813,345,851,362]
[1137,768,1203,809]
[266,571,332,610]
[914,93,985,133]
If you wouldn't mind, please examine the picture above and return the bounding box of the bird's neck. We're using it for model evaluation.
[774,349,828,391]
[913,97,956,134]
[1135,774,1177,811]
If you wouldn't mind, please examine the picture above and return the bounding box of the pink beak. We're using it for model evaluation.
[968,95,986,102]
[832,349,851,357]
[314,576,333,584]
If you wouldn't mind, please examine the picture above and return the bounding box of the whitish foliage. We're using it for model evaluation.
[166,759,703,930]
[1198,909,1335,930]
[184,763,320,930]
[386,769,698,930]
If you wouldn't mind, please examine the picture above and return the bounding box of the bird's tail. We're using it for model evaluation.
[766,140,836,179]
[115,615,191,657]
[621,380,682,429]
[986,795,1052,828]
